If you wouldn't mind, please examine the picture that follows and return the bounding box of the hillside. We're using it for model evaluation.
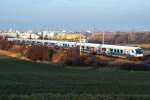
[0,56,150,100]
[89,32,150,44]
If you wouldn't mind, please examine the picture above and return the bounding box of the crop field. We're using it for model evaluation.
[119,44,150,56]
[0,56,150,100]
[127,44,150,49]
[144,50,150,56]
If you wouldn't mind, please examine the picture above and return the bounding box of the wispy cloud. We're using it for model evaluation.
[0,0,150,31]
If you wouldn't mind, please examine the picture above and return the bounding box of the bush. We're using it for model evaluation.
[92,60,108,68]
[63,48,108,67]
[140,55,150,64]
[120,63,150,71]
[26,45,55,61]
[19,45,28,56]
[52,52,65,63]
[48,47,56,60]
[64,48,80,66]
[83,56,94,66]
[0,39,14,50]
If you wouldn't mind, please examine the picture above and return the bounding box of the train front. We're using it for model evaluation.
[135,48,144,57]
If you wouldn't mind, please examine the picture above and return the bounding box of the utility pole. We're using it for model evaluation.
[102,32,105,45]
[30,33,32,46]
[43,32,44,46]
[100,32,105,54]
[2,32,4,40]
[80,32,82,56]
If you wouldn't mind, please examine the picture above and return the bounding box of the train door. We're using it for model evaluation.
[125,49,134,57]
[90,47,97,54]
[129,49,136,57]
[101,48,106,54]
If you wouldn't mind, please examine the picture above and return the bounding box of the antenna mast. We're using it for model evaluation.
[102,32,105,45]
[80,32,82,56]
[43,31,44,46]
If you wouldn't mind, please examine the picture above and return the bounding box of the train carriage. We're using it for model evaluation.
[8,38,144,58]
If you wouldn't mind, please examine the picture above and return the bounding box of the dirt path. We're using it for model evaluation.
[0,50,17,57]
[97,55,142,64]
[0,49,145,65]
[0,50,28,61]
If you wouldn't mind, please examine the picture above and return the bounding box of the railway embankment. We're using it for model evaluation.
[0,45,149,68]
[0,37,150,71]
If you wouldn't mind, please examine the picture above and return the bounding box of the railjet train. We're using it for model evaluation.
[8,38,144,58]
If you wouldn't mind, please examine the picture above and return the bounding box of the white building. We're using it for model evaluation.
[19,32,39,39]
[38,31,55,39]
[1,32,19,38]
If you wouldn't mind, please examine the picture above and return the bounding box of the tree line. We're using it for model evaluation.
[89,32,150,44]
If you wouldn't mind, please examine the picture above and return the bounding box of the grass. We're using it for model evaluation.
[144,50,150,56]
[1,94,150,100]
[0,56,150,99]
[124,44,150,49]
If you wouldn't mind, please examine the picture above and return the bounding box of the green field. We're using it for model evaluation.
[0,56,150,100]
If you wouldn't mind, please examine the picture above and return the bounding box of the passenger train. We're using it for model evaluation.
[8,38,144,58]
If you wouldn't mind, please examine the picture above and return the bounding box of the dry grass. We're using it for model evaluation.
[127,44,150,49]
[0,50,16,57]
[0,50,29,61]
[52,52,65,63]
[0,39,149,67]
[0,56,150,99]
[96,55,142,65]
[0,47,144,67]
[144,51,150,56]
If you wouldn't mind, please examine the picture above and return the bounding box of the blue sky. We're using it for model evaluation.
[0,0,150,31]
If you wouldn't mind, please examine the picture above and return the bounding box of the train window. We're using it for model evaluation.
[132,50,134,53]
[44,42,48,44]
[110,49,113,52]
[136,49,144,54]
[102,48,106,51]
[87,46,89,49]
[114,49,116,52]
[120,50,123,53]
[63,44,65,47]
[51,43,55,45]
[117,49,119,53]
[91,47,96,52]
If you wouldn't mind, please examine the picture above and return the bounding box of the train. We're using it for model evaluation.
[8,38,144,58]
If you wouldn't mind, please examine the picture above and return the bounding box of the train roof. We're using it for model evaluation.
[101,44,140,49]
[78,43,141,49]
[8,38,142,50]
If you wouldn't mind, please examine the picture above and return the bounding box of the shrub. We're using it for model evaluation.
[0,39,14,50]
[92,60,108,68]
[63,48,80,66]
[26,45,55,61]
[63,48,108,67]
[140,55,150,64]
[19,45,28,56]
[83,56,94,66]
[120,63,150,71]
[51,52,65,63]
[48,47,56,60]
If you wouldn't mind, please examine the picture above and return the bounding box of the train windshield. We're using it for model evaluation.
[136,49,144,54]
